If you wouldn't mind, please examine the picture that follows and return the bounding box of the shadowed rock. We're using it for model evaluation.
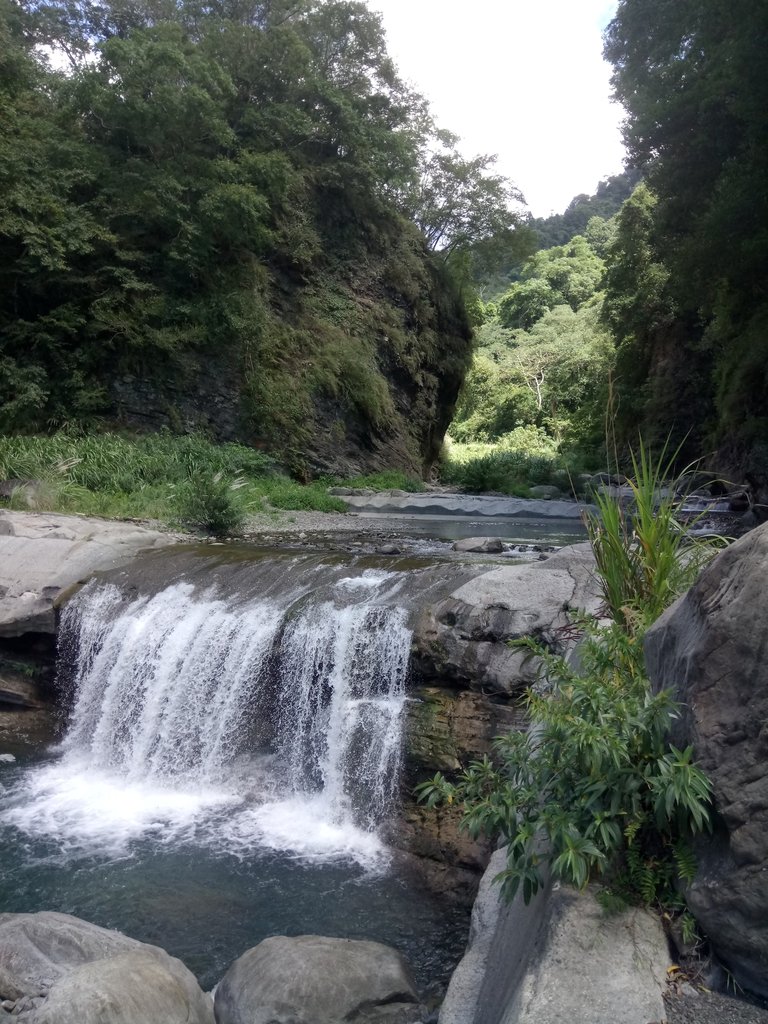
[214,935,422,1024]
[645,522,768,997]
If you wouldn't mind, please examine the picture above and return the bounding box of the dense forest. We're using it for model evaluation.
[1,0,766,494]
[0,0,529,477]
[450,0,768,497]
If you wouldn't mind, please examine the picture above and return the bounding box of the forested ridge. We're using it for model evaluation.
[449,0,768,498]
[0,0,529,478]
[2,0,766,495]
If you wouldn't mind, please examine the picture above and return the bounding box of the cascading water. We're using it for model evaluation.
[0,550,476,989]
[4,564,413,866]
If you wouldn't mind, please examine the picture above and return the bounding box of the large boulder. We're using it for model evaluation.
[644,522,768,996]
[411,544,601,694]
[439,850,669,1024]
[0,511,177,637]
[0,912,213,1022]
[214,935,422,1024]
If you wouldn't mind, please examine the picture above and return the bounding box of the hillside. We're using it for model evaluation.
[0,0,527,478]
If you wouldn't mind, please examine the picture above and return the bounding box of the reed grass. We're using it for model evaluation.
[584,439,725,628]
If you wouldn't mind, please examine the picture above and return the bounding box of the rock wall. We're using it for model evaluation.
[399,545,601,899]
[107,229,472,480]
[644,522,768,997]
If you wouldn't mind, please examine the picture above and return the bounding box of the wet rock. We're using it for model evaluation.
[404,688,524,774]
[379,543,402,555]
[412,544,601,695]
[644,522,768,997]
[0,912,213,1023]
[451,538,503,554]
[214,935,422,1024]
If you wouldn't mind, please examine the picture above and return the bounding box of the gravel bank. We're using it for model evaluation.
[665,990,768,1024]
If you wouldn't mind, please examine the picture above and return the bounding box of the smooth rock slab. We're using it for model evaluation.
[0,912,213,1023]
[511,887,669,1024]
[439,856,669,1024]
[214,935,422,1024]
[0,511,177,636]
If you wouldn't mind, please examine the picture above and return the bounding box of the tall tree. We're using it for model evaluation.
[604,0,768,464]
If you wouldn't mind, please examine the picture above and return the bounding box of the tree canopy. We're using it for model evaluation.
[0,0,527,474]
[603,0,768,470]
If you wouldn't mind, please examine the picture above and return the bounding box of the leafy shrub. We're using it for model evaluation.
[419,442,719,912]
[440,441,559,493]
[174,473,246,537]
[417,621,712,906]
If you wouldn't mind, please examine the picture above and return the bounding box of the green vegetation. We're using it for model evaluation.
[0,0,534,478]
[417,452,716,914]
[602,0,768,474]
[585,442,724,629]
[338,471,425,493]
[0,432,346,533]
[443,220,614,489]
[445,0,768,493]
[439,435,567,496]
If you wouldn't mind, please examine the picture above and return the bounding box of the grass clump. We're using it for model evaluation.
[251,479,346,513]
[338,471,425,492]
[585,440,726,628]
[174,473,247,537]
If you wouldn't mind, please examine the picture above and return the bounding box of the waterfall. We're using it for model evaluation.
[6,563,415,867]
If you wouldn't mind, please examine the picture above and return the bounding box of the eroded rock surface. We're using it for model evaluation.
[439,851,669,1024]
[0,511,177,637]
[401,545,601,898]
[411,543,600,695]
[214,935,422,1024]
[644,522,768,997]
[0,912,213,1023]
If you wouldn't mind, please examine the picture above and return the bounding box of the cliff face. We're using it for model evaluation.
[108,220,472,480]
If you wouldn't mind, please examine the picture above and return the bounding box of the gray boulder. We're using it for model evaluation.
[439,850,668,1024]
[452,537,503,554]
[412,544,601,695]
[644,522,768,997]
[0,912,212,1023]
[0,511,177,637]
[214,935,422,1024]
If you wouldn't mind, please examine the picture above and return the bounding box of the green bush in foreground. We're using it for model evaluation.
[418,444,718,915]
[417,622,712,908]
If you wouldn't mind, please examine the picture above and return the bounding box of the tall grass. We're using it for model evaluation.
[584,439,725,628]
[0,432,347,532]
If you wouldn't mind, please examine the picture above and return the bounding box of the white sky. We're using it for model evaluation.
[367,0,627,217]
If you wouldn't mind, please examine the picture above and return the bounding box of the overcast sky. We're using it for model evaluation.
[367,0,627,217]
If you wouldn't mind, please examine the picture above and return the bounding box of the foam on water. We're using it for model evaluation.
[4,567,412,869]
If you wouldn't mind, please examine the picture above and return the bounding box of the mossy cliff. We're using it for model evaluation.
[110,221,472,480]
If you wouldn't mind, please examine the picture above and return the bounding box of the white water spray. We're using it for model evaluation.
[6,567,413,867]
